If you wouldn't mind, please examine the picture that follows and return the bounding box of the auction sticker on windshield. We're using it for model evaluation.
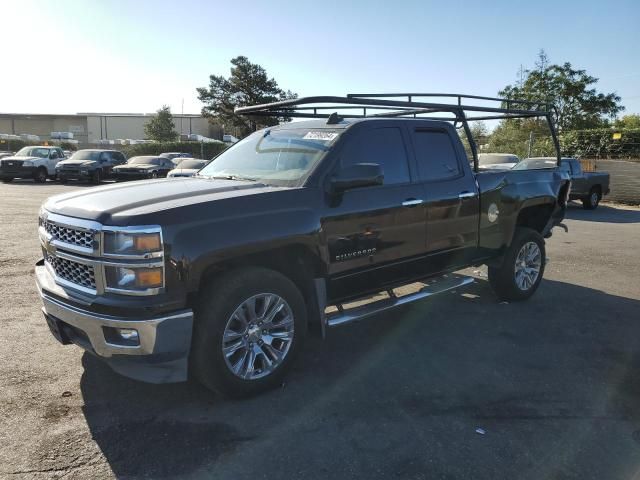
[303,131,339,141]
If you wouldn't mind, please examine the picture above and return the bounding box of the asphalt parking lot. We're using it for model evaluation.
[1,180,640,479]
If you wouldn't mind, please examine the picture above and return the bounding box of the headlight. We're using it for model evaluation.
[103,230,162,256]
[105,266,163,291]
[23,160,34,167]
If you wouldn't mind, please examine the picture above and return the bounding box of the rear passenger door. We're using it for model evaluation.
[322,123,426,300]
[410,127,479,267]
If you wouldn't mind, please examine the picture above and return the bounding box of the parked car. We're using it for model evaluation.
[514,157,610,209]
[478,153,520,170]
[167,159,208,178]
[56,149,127,184]
[112,156,175,180]
[159,152,192,165]
[35,94,570,397]
[0,146,64,183]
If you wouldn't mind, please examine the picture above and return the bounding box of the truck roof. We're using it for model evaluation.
[272,117,452,132]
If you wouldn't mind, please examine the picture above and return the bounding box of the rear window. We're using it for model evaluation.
[412,129,460,181]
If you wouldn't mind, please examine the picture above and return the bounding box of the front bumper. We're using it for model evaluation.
[115,171,152,180]
[0,165,36,178]
[57,169,91,180]
[36,261,193,383]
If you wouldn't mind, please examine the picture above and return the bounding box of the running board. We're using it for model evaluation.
[324,274,474,329]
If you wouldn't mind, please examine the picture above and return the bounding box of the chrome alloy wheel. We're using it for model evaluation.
[514,241,542,291]
[221,293,295,380]
[590,191,599,206]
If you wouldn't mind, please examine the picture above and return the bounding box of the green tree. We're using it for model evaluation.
[486,118,556,159]
[614,114,640,129]
[197,56,297,137]
[499,50,624,131]
[144,106,178,141]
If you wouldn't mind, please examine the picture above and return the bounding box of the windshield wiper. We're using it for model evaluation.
[199,174,258,182]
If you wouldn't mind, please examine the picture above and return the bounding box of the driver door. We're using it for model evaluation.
[321,123,426,301]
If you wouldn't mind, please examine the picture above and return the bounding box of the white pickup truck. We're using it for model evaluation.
[0,146,65,183]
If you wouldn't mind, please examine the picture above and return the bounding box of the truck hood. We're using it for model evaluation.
[43,178,285,223]
[56,159,95,167]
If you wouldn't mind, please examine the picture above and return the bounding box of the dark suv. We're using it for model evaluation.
[56,150,127,184]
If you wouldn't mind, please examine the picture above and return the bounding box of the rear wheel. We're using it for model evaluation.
[582,187,601,210]
[488,227,545,301]
[192,267,307,397]
[34,167,47,183]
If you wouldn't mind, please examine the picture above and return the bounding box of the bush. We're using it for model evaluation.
[560,128,640,159]
[122,141,227,160]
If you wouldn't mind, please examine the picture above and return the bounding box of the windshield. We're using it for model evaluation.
[512,158,558,170]
[198,128,339,185]
[178,160,206,169]
[128,157,159,165]
[478,153,519,165]
[70,150,101,161]
[15,147,50,158]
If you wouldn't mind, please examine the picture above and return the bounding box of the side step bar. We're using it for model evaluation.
[323,274,474,331]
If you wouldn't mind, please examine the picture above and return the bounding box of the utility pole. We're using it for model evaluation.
[527,131,534,158]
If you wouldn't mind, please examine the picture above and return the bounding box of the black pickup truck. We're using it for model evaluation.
[35,94,570,397]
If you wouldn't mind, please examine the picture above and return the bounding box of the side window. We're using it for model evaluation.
[50,149,59,160]
[571,160,582,175]
[412,129,460,182]
[559,160,571,174]
[99,152,110,162]
[340,127,410,185]
[114,152,125,164]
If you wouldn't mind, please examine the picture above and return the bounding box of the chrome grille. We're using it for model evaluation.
[44,220,94,249]
[46,254,96,290]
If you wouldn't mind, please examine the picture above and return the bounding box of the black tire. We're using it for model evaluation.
[582,187,601,210]
[34,167,47,183]
[150,171,158,179]
[59,176,68,184]
[191,267,307,398]
[91,169,102,185]
[1,177,13,183]
[488,227,546,302]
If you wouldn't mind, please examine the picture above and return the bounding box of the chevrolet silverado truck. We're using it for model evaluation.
[35,94,570,397]
[515,157,609,210]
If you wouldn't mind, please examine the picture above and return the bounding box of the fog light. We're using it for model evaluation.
[118,328,139,341]
[103,327,140,346]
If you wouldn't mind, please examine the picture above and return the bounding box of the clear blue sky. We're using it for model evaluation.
[2,0,639,116]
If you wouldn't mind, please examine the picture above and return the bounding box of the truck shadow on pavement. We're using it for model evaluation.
[79,278,640,479]
[565,202,640,223]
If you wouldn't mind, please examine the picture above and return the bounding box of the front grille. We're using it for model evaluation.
[46,254,96,290]
[44,220,94,249]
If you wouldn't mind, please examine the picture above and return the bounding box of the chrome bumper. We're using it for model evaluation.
[40,291,192,357]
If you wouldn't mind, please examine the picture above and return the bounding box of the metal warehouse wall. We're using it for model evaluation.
[1,113,217,146]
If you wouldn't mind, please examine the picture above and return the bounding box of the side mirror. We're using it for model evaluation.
[330,163,383,193]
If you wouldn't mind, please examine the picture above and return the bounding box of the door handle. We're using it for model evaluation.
[402,199,423,207]
[458,191,476,199]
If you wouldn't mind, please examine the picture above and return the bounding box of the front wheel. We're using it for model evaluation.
[91,169,102,184]
[582,187,601,210]
[150,171,158,179]
[34,167,47,183]
[192,267,307,397]
[1,177,13,183]
[488,227,545,301]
